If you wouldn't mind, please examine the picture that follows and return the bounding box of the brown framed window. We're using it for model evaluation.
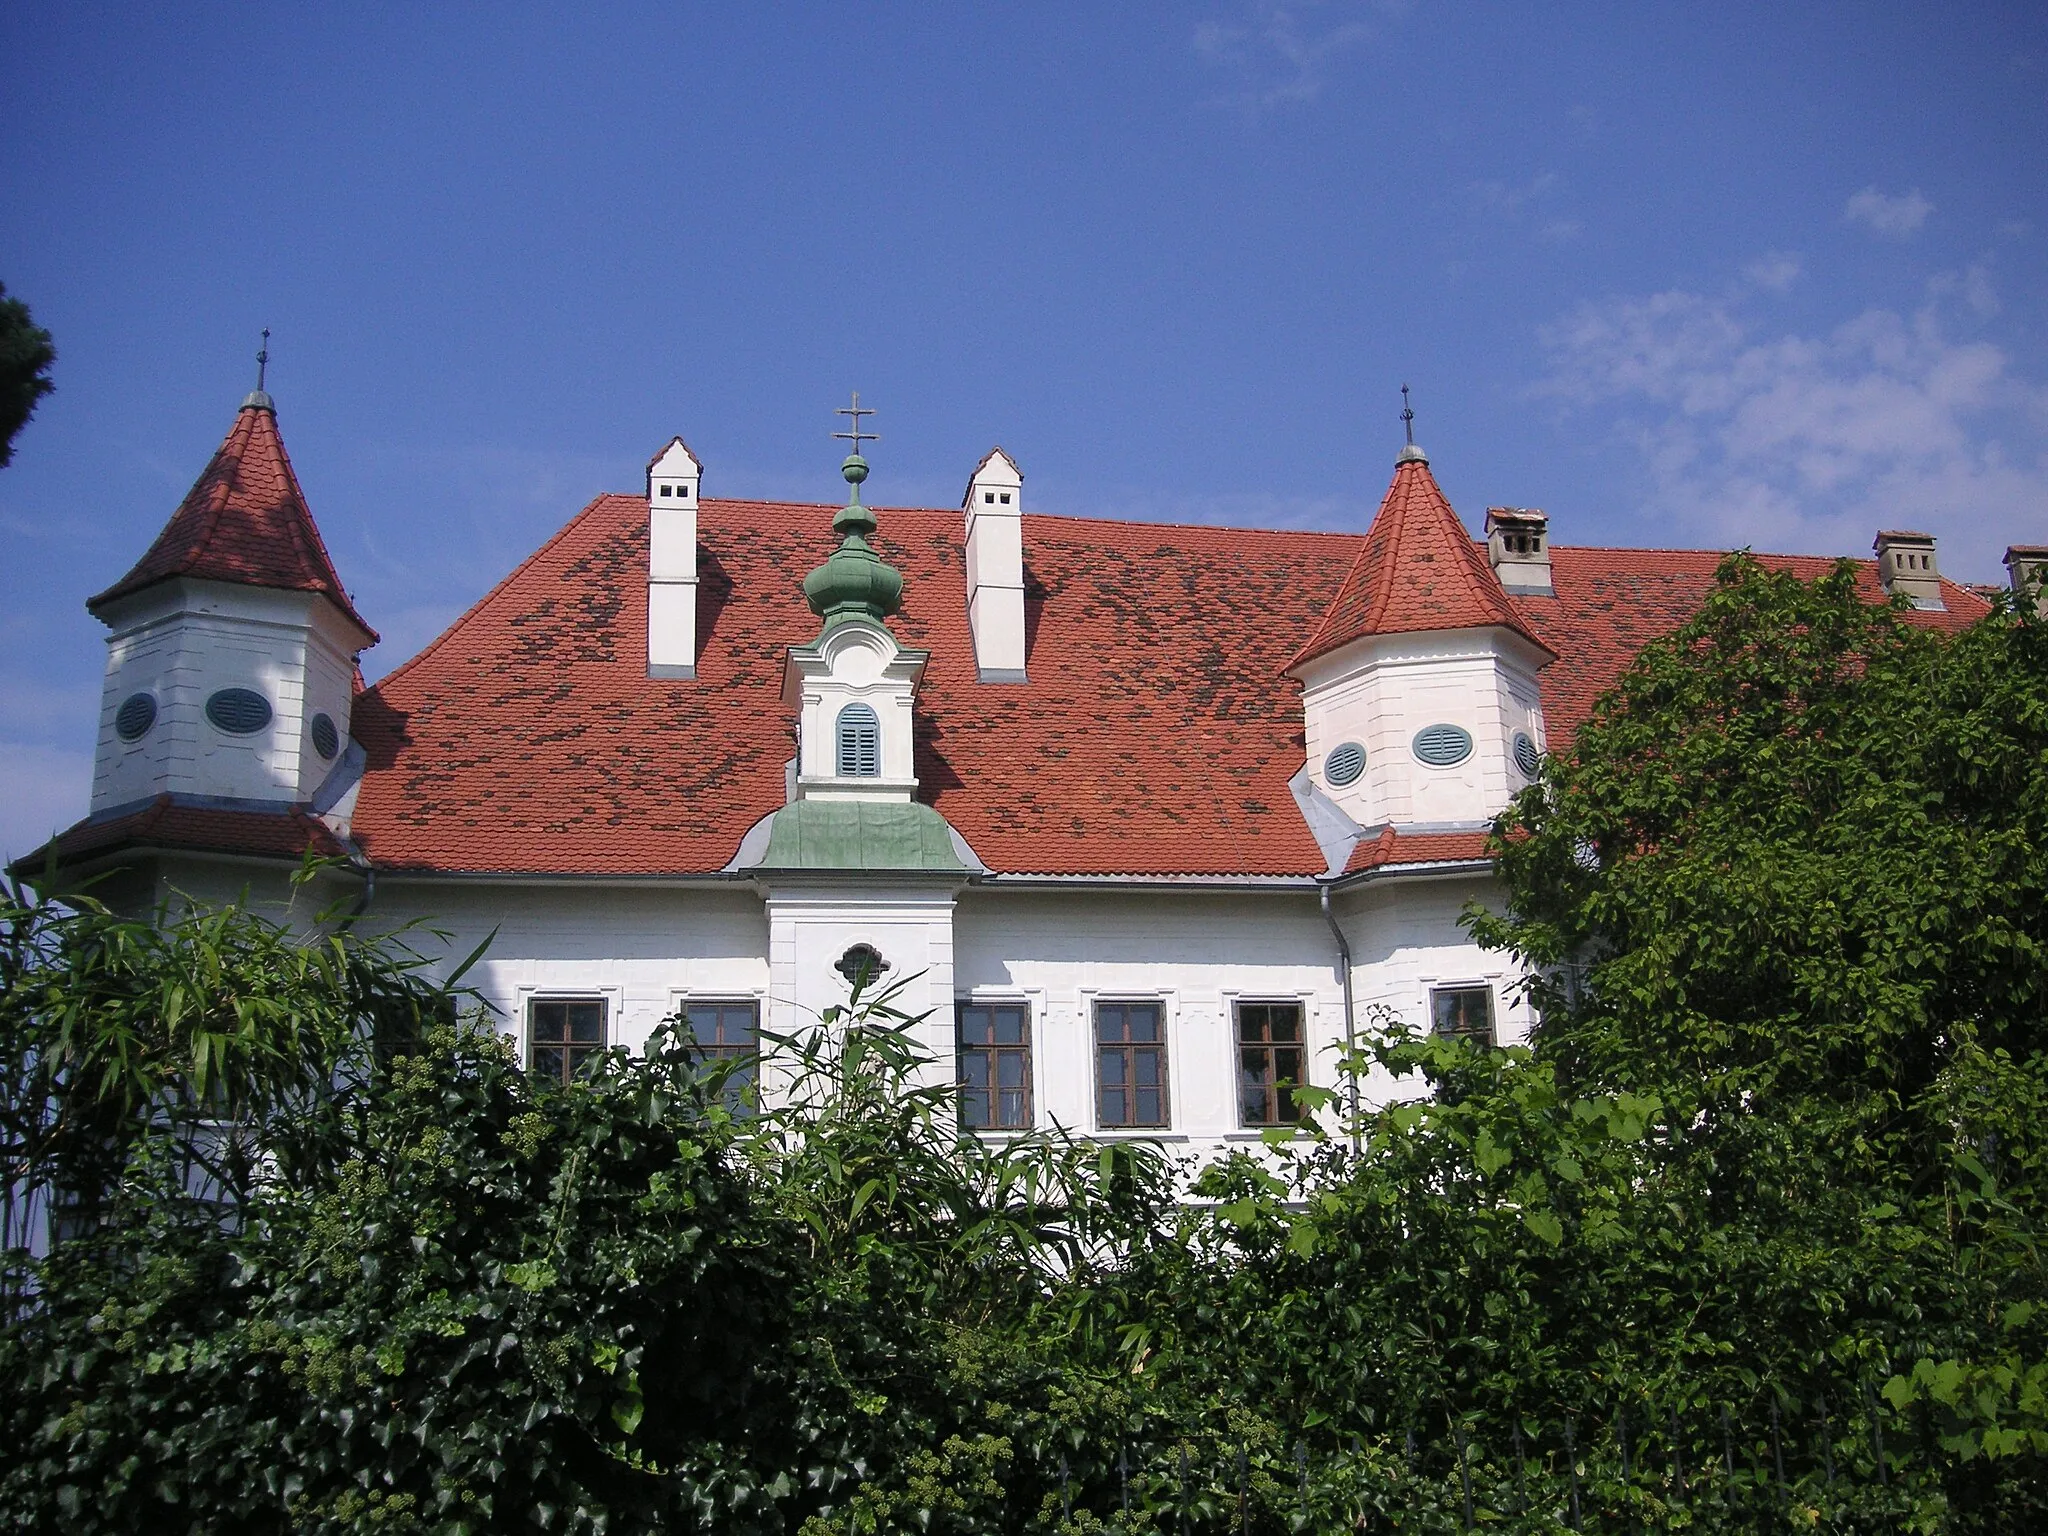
[957,1002,1032,1131]
[1431,986,1495,1047]
[1236,1000,1306,1127]
[1096,1000,1168,1129]
[529,997,606,1085]
[684,1000,759,1109]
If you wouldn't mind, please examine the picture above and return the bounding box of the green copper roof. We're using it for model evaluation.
[801,453,904,630]
[759,799,970,872]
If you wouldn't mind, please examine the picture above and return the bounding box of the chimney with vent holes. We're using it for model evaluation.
[1485,507,1553,596]
[1874,530,1945,611]
[2007,545,2048,609]
[647,438,702,678]
[962,447,1027,682]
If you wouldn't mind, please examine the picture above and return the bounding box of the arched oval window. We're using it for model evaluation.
[836,702,881,777]
[1412,722,1474,767]
[115,692,158,742]
[310,712,341,761]
[206,687,273,736]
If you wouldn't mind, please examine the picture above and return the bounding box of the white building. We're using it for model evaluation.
[27,390,2009,1156]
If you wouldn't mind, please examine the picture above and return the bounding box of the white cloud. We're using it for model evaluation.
[1743,252,1803,293]
[0,741,92,867]
[1193,2,1395,109]
[1845,186,1933,237]
[1537,270,2048,581]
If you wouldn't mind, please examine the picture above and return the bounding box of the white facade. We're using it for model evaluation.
[91,577,371,816]
[784,620,929,801]
[364,867,1533,1159]
[1293,627,1549,830]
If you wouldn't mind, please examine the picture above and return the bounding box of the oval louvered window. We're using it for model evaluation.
[1412,723,1474,767]
[836,702,881,777]
[1324,741,1366,787]
[1513,731,1541,778]
[115,692,158,742]
[205,687,272,736]
[310,712,340,761]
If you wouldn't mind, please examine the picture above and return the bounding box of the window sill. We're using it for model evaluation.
[1088,1130,1190,1143]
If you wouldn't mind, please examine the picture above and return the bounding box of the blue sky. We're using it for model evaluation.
[2,2,2045,859]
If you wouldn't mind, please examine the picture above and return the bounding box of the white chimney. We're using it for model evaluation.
[1485,507,1553,596]
[963,447,1027,682]
[1874,530,1944,611]
[647,437,702,678]
[2005,545,2048,609]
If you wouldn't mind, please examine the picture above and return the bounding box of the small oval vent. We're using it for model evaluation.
[310,712,340,760]
[205,687,272,736]
[1324,741,1366,787]
[1513,731,1541,778]
[1412,723,1474,767]
[115,692,158,742]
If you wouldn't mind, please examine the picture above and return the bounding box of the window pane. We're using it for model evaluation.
[567,1002,604,1043]
[961,1088,991,1129]
[998,1089,1027,1127]
[1127,1004,1160,1043]
[997,1053,1026,1088]
[1096,1005,1126,1044]
[1099,1049,1126,1087]
[960,1007,993,1046]
[1134,1049,1160,1087]
[961,1052,991,1088]
[1135,1087,1161,1125]
[1102,1085,1128,1126]
[533,1045,566,1082]
[994,1007,1025,1045]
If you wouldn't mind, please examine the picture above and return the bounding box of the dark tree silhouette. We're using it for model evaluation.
[0,282,56,468]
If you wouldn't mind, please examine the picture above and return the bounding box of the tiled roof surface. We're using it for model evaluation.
[350,499,1356,878]
[341,493,1995,880]
[89,405,376,637]
[14,796,349,876]
[1343,827,1494,876]
[1293,457,1549,669]
[1516,547,1990,745]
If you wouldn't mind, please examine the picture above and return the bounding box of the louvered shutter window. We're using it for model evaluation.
[836,703,881,777]
[1412,723,1474,766]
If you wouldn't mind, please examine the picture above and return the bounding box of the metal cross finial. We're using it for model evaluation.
[833,390,879,454]
[256,328,271,392]
[1401,382,1414,446]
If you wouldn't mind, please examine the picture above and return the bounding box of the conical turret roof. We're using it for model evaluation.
[1290,449,1550,671]
[89,398,376,641]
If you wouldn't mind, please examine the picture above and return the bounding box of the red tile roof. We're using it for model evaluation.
[350,499,1355,878]
[1292,456,1551,671]
[13,796,349,876]
[89,403,376,638]
[1514,547,1990,746]
[1343,827,1494,876]
[345,491,1992,882]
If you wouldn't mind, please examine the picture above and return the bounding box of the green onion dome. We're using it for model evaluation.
[802,453,904,628]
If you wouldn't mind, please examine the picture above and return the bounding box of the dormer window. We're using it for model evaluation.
[836,702,881,776]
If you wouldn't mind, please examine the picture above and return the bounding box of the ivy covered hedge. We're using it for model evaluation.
[3,556,2046,1532]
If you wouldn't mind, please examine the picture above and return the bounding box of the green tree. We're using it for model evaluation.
[0,282,55,467]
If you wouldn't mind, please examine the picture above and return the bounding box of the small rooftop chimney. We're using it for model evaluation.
[1485,507,1553,596]
[1874,530,1944,611]
[2006,545,2048,609]
[647,437,703,678]
[963,447,1027,682]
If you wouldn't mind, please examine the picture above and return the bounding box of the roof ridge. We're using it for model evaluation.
[364,493,619,695]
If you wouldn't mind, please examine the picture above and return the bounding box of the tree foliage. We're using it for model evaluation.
[0,281,56,467]
[3,558,2047,1532]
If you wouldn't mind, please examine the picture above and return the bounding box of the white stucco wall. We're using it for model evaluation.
[1296,628,1549,829]
[344,868,1533,1162]
[92,578,370,813]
